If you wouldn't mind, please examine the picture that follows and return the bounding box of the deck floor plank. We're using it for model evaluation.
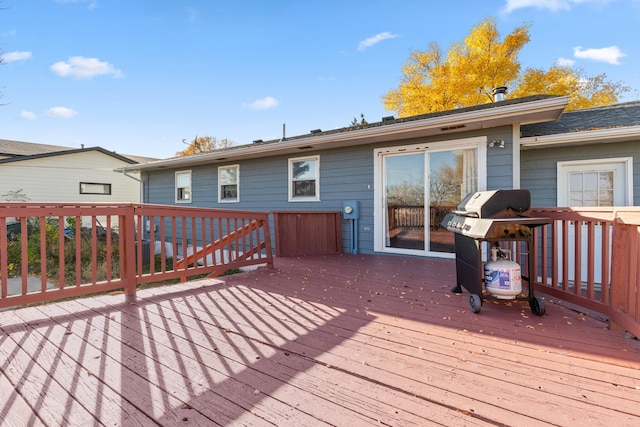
[0,254,639,426]
[81,283,485,426]
[9,301,209,427]
[70,296,364,427]
[32,298,286,427]
[0,362,46,427]
[0,316,101,426]
[158,278,637,426]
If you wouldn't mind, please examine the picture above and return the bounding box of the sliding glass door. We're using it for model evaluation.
[379,141,481,256]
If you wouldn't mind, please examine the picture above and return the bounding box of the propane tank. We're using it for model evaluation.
[484,247,522,299]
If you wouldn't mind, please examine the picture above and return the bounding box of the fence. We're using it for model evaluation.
[0,203,273,309]
[530,207,640,337]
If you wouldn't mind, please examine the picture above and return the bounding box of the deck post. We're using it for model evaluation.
[122,205,138,303]
[610,215,640,337]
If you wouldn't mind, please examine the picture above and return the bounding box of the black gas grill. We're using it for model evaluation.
[441,189,551,315]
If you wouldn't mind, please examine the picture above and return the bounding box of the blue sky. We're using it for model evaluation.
[1,0,639,159]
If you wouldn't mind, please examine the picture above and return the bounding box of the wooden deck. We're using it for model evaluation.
[1,254,639,426]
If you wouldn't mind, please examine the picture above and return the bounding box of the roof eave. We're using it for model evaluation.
[122,96,569,172]
[521,125,640,150]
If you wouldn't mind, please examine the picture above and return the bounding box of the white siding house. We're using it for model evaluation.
[0,140,152,204]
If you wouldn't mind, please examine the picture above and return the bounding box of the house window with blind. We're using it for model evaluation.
[218,165,239,203]
[289,155,320,202]
[175,170,192,203]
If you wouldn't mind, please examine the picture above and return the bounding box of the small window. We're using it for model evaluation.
[175,170,192,203]
[558,158,632,207]
[289,155,320,202]
[218,165,239,203]
[80,182,111,195]
[569,171,614,207]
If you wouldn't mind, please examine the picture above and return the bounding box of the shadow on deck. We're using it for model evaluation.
[1,254,639,426]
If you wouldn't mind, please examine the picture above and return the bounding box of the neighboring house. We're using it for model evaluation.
[120,95,640,259]
[0,139,155,204]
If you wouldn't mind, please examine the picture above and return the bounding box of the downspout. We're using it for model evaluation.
[116,169,144,202]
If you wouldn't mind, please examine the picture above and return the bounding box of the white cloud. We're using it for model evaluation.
[55,0,97,8]
[19,111,37,120]
[556,57,576,66]
[357,32,399,51]
[46,107,78,119]
[247,96,279,110]
[573,45,625,64]
[50,56,123,79]
[504,0,569,13]
[503,0,611,13]
[3,51,32,63]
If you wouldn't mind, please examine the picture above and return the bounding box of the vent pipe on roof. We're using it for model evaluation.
[493,86,507,102]
[281,123,286,141]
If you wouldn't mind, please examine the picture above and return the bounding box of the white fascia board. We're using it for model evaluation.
[121,96,568,172]
[521,125,640,149]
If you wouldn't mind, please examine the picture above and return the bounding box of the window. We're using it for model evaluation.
[289,156,319,201]
[175,170,192,203]
[558,158,632,207]
[218,165,239,203]
[569,171,613,206]
[80,182,111,195]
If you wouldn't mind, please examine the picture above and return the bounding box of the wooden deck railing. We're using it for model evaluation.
[0,203,273,309]
[530,207,640,338]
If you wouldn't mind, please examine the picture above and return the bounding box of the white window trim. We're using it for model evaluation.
[288,155,320,202]
[218,164,240,203]
[557,157,633,207]
[175,170,192,204]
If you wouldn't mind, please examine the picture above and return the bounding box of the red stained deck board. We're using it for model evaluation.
[75,285,483,426]
[168,277,639,425]
[0,254,639,426]
[66,297,371,426]
[212,282,640,408]
[8,303,209,426]
[0,370,46,427]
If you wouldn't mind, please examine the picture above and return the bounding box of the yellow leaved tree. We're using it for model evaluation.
[176,135,234,157]
[383,17,629,116]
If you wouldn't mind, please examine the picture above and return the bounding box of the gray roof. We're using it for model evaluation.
[521,100,640,137]
[0,139,158,163]
[0,139,76,157]
[168,94,561,162]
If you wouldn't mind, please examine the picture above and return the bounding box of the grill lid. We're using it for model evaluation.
[454,190,531,218]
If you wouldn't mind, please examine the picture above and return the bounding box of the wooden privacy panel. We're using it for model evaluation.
[273,211,342,257]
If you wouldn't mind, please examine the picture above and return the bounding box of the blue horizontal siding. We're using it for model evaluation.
[144,129,516,254]
[521,140,640,207]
